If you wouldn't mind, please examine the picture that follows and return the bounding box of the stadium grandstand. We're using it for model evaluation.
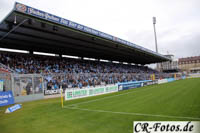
[0,2,172,101]
[1,2,200,133]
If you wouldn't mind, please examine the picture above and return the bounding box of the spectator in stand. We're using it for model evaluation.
[0,52,165,90]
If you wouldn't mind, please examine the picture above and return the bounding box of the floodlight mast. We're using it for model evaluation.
[153,17,159,71]
[153,17,158,53]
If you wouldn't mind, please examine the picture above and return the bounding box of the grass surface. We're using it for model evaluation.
[0,78,200,133]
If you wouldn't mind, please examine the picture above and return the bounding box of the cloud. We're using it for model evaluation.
[162,33,200,58]
[0,0,14,22]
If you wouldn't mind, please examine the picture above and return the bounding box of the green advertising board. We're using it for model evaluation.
[105,85,118,92]
[65,85,118,100]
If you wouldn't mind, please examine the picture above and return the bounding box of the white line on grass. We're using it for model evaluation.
[68,86,156,107]
[63,106,200,120]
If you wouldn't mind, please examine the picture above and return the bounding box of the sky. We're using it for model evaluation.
[0,0,200,59]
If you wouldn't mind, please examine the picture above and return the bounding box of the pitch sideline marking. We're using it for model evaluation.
[63,106,200,120]
[68,86,156,107]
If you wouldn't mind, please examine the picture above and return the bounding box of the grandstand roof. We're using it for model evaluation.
[0,2,170,65]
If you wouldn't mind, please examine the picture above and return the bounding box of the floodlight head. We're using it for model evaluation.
[92,37,96,41]
[53,26,58,31]
[41,22,46,28]
[14,15,17,24]
[153,17,156,24]
[28,19,32,25]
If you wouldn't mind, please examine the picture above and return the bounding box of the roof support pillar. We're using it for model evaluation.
[59,54,62,58]
[29,50,33,54]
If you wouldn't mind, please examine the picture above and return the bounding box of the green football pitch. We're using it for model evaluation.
[0,78,200,133]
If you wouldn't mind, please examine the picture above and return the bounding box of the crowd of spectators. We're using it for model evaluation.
[0,52,160,90]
